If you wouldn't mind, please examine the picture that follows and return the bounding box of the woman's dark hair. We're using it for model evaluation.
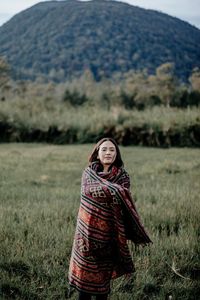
[88,138,123,168]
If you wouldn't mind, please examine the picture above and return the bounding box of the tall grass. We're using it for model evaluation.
[0,144,200,299]
[0,99,200,145]
[0,98,199,130]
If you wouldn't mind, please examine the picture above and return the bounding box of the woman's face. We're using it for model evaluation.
[97,140,117,171]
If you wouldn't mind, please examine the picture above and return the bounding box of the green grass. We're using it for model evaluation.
[0,144,200,299]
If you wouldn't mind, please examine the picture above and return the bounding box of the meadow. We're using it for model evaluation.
[0,143,200,299]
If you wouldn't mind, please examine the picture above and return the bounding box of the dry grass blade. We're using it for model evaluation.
[167,261,191,280]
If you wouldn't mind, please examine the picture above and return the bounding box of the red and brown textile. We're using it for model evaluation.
[68,162,152,294]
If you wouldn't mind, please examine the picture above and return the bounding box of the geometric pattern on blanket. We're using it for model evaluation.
[68,163,152,294]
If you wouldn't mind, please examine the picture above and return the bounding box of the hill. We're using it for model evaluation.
[0,0,200,82]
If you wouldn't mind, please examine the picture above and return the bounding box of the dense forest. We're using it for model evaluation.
[0,0,200,82]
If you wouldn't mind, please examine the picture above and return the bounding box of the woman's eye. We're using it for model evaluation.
[100,148,115,152]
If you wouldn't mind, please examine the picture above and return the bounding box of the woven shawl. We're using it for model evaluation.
[68,163,152,294]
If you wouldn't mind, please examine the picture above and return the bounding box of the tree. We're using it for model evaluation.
[189,67,200,92]
[155,63,177,107]
[0,57,10,87]
[0,57,11,100]
[63,89,88,106]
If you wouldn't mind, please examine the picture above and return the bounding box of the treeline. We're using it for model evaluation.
[0,58,200,146]
[1,59,200,109]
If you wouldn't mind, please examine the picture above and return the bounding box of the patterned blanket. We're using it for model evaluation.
[68,163,152,294]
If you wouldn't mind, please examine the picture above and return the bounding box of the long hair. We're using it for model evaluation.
[88,137,124,168]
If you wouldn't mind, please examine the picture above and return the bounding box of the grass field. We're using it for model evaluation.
[0,144,200,299]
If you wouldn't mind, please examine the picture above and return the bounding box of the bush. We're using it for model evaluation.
[62,89,88,106]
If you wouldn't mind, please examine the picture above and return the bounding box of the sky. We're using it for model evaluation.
[0,0,200,29]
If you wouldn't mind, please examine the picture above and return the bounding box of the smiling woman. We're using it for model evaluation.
[97,141,117,173]
[68,137,152,300]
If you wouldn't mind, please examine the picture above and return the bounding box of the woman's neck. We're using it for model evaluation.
[103,165,110,172]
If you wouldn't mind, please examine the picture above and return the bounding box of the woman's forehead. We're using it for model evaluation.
[99,140,116,148]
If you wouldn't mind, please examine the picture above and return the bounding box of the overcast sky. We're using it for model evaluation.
[0,0,200,29]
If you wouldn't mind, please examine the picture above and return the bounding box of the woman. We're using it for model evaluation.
[68,138,152,300]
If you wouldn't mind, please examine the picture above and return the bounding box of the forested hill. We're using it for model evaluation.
[0,0,200,82]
